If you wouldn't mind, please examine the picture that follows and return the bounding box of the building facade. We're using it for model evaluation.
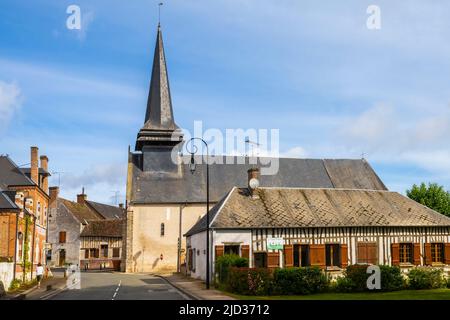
[186,170,450,281]
[0,147,50,285]
[124,25,390,274]
[47,187,124,270]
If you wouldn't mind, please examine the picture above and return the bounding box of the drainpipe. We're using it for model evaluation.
[177,202,187,273]
[22,201,30,283]
[30,214,37,279]
[13,208,20,280]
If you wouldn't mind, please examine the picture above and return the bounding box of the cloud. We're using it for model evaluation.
[0,81,22,130]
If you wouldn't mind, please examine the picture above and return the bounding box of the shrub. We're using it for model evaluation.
[344,264,370,292]
[447,277,450,289]
[9,279,22,291]
[227,267,272,295]
[407,267,446,290]
[334,276,357,293]
[215,254,248,284]
[272,267,328,295]
[379,265,404,291]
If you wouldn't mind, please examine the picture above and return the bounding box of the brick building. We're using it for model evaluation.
[0,147,50,284]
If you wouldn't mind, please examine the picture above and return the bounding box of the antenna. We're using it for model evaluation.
[158,2,163,26]
[51,171,66,187]
[245,137,260,158]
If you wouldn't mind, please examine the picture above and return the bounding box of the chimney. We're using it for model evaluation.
[77,187,87,204]
[40,155,49,194]
[49,186,59,207]
[30,146,39,185]
[247,167,260,198]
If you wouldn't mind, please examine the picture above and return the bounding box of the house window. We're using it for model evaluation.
[357,242,378,265]
[399,243,413,264]
[59,231,66,243]
[113,248,120,258]
[84,249,89,259]
[431,243,444,263]
[101,245,108,258]
[325,244,341,267]
[293,244,310,267]
[254,252,267,268]
[224,245,240,255]
[89,248,99,258]
[160,223,165,236]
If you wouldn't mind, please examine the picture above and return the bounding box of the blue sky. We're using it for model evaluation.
[0,0,449,204]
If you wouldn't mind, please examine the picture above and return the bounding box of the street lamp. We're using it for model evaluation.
[186,137,210,290]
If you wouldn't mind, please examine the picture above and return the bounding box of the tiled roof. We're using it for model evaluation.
[0,191,19,211]
[185,187,450,235]
[59,198,103,223]
[131,156,387,204]
[0,156,35,190]
[80,219,123,237]
[86,200,125,220]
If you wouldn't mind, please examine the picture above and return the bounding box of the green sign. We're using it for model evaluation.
[267,237,283,250]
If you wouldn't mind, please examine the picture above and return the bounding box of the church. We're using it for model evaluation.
[122,24,450,274]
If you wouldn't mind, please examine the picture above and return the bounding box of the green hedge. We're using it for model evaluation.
[407,267,447,290]
[334,264,404,292]
[272,267,328,295]
[227,267,272,295]
[215,254,248,284]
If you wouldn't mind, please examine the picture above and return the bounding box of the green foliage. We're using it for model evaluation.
[407,182,450,216]
[379,265,404,291]
[227,267,273,295]
[215,254,248,284]
[9,279,22,291]
[447,277,450,289]
[334,265,404,293]
[272,267,329,295]
[407,267,447,290]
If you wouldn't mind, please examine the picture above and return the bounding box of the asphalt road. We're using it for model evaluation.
[42,271,189,300]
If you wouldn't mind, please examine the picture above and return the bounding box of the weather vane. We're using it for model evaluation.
[158,2,163,26]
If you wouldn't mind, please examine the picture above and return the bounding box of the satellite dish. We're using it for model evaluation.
[249,178,260,189]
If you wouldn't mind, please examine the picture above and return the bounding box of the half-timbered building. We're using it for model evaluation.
[185,169,450,280]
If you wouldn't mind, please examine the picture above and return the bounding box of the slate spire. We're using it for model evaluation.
[136,24,183,151]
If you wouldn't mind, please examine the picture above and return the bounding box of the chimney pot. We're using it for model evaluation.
[247,168,260,198]
[77,192,87,205]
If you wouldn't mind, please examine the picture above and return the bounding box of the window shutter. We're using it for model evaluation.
[310,245,326,268]
[391,243,400,266]
[424,243,432,265]
[445,243,450,265]
[240,245,250,260]
[341,244,348,268]
[215,245,224,258]
[284,245,294,267]
[367,243,378,265]
[413,243,421,265]
[84,249,89,259]
[267,252,280,268]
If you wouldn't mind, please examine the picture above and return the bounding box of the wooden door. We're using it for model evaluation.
[59,249,66,266]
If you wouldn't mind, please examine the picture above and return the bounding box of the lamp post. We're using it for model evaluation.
[186,137,210,290]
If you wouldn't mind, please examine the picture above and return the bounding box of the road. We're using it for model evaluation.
[35,271,189,300]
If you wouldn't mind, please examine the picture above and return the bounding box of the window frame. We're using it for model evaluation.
[59,231,67,244]
[431,243,444,264]
[399,243,413,264]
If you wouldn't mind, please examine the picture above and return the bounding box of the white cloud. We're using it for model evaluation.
[0,81,22,130]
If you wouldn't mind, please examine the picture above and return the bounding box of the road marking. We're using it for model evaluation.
[111,280,122,300]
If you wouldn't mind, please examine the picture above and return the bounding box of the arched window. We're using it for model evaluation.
[160,223,165,237]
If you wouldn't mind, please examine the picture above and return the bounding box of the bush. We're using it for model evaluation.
[379,265,404,291]
[334,276,357,293]
[227,267,272,295]
[215,254,248,284]
[447,277,450,289]
[407,267,446,290]
[9,279,22,291]
[344,264,370,292]
[272,267,328,295]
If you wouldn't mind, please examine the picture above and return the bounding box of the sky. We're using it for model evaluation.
[0,0,449,204]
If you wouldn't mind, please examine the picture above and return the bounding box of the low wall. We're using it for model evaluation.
[0,262,14,291]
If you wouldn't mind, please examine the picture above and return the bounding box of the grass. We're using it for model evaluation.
[227,289,450,300]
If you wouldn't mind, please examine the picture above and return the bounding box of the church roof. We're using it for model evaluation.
[129,155,387,204]
[185,187,450,236]
[136,25,182,150]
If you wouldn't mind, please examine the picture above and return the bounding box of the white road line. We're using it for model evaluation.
[111,280,122,300]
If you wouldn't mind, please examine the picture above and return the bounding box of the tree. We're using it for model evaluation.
[406,183,450,217]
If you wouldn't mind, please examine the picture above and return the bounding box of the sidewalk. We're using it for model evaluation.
[3,275,67,300]
[158,273,235,300]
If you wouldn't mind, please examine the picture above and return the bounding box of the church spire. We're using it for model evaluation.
[136,24,183,151]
